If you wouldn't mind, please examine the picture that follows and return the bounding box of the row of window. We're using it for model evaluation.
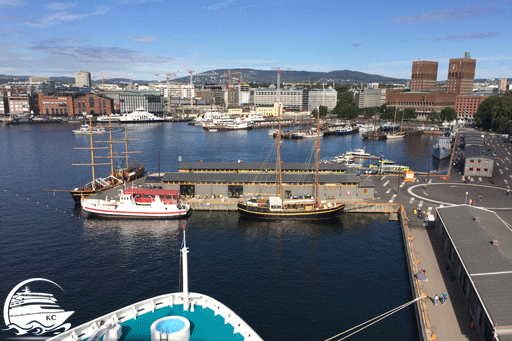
[467,167,488,172]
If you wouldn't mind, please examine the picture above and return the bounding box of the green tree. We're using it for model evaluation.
[403,108,417,121]
[379,103,387,113]
[427,111,440,123]
[336,105,358,119]
[475,96,501,130]
[319,105,328,117]
[439,107,457,122]
[490,100,511,132]
[380,106,396,121]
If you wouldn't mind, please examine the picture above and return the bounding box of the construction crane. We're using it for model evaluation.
[187,70,195,116]
[92,73,110,90]
[271,67,281,103]
[222,70,242,107]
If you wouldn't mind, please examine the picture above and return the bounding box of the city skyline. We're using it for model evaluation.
[0,0,511,80]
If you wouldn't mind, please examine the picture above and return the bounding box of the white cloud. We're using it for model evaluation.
[351,43,361,47]
[437,32,499,41]
[393,5,493,23]
[200,0,236,11]
[125,35,160,43]
[26,6,107,27]
[0,0,25,7]
[29,44,172,63]
[45,2,77,11]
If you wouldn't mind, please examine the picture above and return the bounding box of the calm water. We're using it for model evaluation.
[0,122,431,340]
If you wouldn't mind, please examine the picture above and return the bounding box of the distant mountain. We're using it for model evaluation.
[1,69,408,86]
[172,68,408,85]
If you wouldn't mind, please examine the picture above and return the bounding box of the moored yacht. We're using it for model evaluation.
[73,124,106,135]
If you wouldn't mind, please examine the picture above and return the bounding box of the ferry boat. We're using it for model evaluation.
[73,124,106,135]
[81,188,191,219]
[46,228,263,341]
[119,108,165,123]
[97,114,122,122]
[8,286,74,334]
[432,136,452,159]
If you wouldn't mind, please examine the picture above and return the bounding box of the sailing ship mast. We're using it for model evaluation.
[315,106,320,207]
[72,118,109,190]
[277,103,283,202]
[392,102,397,135]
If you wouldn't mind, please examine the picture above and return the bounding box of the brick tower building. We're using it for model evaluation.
[410,61,438,91]
[447,57,476,95]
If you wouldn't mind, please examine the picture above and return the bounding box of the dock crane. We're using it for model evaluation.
[222,70,242,107]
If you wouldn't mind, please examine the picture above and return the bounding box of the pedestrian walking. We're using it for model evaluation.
[469,199,472,205]
[434,294,439,306]
[442,292,448,305]
[479,195,482,202]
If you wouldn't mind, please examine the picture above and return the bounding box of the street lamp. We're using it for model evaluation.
[465,191,468,204]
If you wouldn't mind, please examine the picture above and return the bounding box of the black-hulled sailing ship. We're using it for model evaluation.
[237,104,344,220]
[46,116,145,205]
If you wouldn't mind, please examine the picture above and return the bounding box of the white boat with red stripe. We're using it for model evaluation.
[81,188,191,219]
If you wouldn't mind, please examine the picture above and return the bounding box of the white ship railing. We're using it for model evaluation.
[45,292,263,341]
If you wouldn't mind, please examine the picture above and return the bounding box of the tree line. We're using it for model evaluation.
[474,91,512,133]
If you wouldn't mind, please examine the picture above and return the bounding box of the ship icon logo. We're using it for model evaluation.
[3,278,74,336]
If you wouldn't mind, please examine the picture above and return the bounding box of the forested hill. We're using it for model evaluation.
[173,69,407,85]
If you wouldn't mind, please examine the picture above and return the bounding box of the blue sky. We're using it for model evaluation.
[0,0,510,80]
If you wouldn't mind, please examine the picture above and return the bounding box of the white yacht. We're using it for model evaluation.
[73,124,106,135]
[119,108,165,123]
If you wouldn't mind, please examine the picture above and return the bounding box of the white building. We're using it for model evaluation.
[148,82,183,98]
[253,86,303,111]
[354,88,386,108]
[8,95,30,115]
[180,84,195,99]
[304,88,337,111]
[75,71,91,87]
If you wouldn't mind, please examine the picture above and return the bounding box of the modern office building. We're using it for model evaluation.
[303,88,338,111]
[8,95,31,115]
[410,61,438,91]
[0,96,7,115]
[253,87,304,111]
[355,88,386,108]
[75,71,91,88]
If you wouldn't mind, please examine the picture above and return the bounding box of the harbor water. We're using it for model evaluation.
[0,122,443,340]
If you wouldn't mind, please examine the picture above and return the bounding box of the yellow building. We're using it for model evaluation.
[255,102,283,117]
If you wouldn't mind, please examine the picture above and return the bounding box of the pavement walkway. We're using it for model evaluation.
[365,132,512,340]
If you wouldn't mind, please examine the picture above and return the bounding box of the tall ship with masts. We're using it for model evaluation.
[237,102,344,220]
[45,116,145,204]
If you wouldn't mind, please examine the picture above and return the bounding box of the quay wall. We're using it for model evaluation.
[184,200,401,213]
[398,205,432,341]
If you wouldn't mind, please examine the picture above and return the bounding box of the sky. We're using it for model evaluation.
[0,0,511,81]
